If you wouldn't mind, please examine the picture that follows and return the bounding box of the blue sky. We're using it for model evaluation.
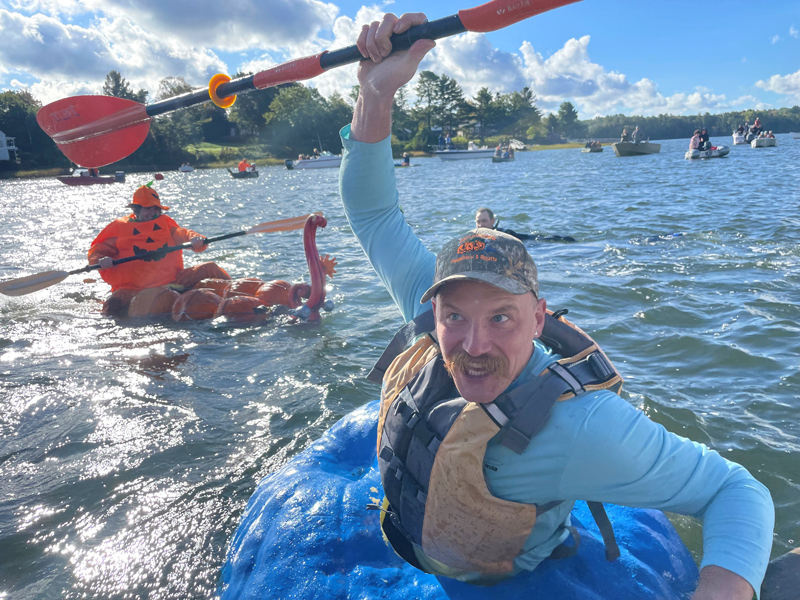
[1,0,798,117]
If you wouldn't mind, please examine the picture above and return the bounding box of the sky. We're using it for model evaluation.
[1,0,799,118]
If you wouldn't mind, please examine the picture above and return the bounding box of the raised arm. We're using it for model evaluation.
[340,13,439,321]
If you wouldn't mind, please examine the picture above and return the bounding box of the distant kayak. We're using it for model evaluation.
[57,169,125,186]
[220,401,698,600]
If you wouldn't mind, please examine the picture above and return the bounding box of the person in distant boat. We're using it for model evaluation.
[690,130,702,151]
[496,144,503,156]
[631,126,643,143]
[89,168,100,177]
[401,152,411,166]
[88,185,230,317]
[438,133,445,149]
[238,158,254,172]
[509,146,515,158]
[736,124,745,135]
[620,129,630,142]
[699,128,710,150]
[474,208,575,243]
[313,148,321,159]
[767,131,775,139]
[445,132,452,149]
[752,118,762,136]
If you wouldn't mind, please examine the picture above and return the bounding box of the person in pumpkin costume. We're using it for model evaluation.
[88,185,230,316]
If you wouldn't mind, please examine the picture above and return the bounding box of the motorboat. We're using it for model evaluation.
[611,142,661,157]
[685,145,730,159]
[790,132,800,139]
[57,169,125,186]
[285,152,342,170]
[178,164,194,172]
[228,168,259,179]
[581,146,603,153]
[431,141,495,161]
[751,138,778,148]
[732,133,747,145]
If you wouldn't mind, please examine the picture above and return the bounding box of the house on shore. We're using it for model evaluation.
[0,130,19,162]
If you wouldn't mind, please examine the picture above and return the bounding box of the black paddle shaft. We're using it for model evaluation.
[145,15,466,118]
[73,232,244,275]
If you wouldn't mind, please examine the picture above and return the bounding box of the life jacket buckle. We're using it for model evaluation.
[588,352,614,381]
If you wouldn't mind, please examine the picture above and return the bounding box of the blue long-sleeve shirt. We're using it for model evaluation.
[338,124,774,594]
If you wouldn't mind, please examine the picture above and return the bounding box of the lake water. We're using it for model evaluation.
[1,135,798,598]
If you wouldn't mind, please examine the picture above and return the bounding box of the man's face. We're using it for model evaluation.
[433,280,546,404]
[137,206,161,221]
[475,211,494,229]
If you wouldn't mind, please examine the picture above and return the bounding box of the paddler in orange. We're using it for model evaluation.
[238,158,254,172]
[88,185,230,316]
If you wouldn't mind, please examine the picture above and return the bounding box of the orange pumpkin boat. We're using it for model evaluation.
[116,215,335,323]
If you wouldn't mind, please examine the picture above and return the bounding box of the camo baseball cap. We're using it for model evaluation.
[420,228,539,303]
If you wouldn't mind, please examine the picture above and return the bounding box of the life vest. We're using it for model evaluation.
[370,309,622,577]
[90,214,184,291]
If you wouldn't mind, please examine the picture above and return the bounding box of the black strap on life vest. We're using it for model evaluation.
[367,310,435,384]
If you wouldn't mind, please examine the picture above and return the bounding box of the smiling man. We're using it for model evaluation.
[339,11,774,600]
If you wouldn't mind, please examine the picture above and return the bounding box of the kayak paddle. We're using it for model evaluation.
[36,0,580,167]
[0,212,322,297]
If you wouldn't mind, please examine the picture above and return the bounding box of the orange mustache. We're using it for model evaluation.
[444,351,509,380]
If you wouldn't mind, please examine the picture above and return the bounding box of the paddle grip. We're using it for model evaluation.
[320,15,466,70]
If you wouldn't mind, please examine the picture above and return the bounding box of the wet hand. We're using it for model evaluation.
[98,257,113,270]
[190,237,207,251]
[356,12,436,101]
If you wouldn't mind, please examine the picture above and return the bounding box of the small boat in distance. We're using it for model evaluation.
[492,156,515,162]
[612,142,661,157]
[732,133,747,145]
[227,168,259,179]
[751,138,778,148]
[179,164,194,173]
[685,146,730,159]
[285,152,342,170]
[57,169,125,186]
[431,141,495,161]
[790,132,800,139]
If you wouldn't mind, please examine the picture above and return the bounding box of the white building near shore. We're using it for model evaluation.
[0,130,19,162]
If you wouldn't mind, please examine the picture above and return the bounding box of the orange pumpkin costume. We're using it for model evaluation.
[88,186,230,315]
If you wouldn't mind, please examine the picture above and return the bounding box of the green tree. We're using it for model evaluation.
[437,75,466,135]
[102,70,148,103]
[0,90,67,170]
[414,71,440,131]
[262,85,353,157]
[228,73,288,137]
[557,101,581,139]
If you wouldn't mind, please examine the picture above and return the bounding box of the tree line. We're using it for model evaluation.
[2,69,799,173]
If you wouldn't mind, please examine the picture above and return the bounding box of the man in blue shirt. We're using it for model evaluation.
[340,11,773,599]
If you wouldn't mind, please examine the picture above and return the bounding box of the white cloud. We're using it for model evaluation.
[771,34,780,44]
[756,69,800,104]
[410,33,746,118]
[93,0,338,53]
[0,9,226,103]
[790,25,798,38]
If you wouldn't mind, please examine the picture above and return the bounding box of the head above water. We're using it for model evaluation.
[424,229,545,404]
[474,207,495,229]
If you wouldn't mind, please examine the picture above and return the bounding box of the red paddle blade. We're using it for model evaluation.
[36,96,151,168]
[459,0,581,32]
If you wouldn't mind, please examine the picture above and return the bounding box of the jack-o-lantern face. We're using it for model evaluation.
[131,221,169,261]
